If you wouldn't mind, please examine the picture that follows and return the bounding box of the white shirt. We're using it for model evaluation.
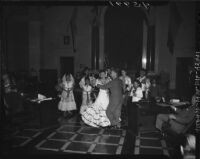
[130,87,143,102]
[63,81,74,92]
[79,76,96,88]
[137,76,146,91]
[82,85,92,95]
[137,76,146,83]
[120,75,132,91]
[79,77,85,89]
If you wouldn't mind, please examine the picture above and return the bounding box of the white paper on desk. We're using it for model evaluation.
[171,102,188,107]
[30,99,38,102]
[157,103,171,107]
[170,99,180,103]
[38,97,53,102]
[38,94,46,100]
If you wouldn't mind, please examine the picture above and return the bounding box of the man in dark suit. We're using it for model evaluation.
[156,95,196,134]
[97,68,123,128]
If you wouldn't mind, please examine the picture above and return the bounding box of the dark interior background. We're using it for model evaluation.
[105,7,146,71]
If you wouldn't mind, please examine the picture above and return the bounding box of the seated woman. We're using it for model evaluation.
[81,70,111,128]
[155,94,196,134]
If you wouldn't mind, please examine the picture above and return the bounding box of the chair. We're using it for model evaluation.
[162,117,196,146]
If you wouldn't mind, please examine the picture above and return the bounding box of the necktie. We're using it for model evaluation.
[67,89,70,98]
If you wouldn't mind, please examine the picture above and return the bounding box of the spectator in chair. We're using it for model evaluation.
[155,94,196,134]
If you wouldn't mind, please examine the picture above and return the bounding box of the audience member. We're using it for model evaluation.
[155,94,196,134]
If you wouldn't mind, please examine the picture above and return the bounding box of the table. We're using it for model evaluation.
[26,98,60,129]
[127,98,176,135]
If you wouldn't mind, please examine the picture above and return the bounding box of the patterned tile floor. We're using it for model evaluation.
[35,122,126,154]
[134,131,171,156]
[1,114,173,158]
[1,116,126,155]
[12,128,42,148]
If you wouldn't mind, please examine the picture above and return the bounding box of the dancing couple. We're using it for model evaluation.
[81,68,123,128]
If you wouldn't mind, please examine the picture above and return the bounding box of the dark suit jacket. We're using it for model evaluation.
[174,106,195,124]
[97,78,123,105]
[170,106,195,134]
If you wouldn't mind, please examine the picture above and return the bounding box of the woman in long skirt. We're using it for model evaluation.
[80,76,93,115]
[58,74,76,118]
[81,70,111,127]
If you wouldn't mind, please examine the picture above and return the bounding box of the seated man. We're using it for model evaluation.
[155,95,196,134]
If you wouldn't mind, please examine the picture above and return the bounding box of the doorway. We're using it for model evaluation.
[60,56,74,77]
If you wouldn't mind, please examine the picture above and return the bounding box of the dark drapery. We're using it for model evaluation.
[69,7,78,53]
[91,6,101,70]
[167,2,182,55]
[146,25,155,71]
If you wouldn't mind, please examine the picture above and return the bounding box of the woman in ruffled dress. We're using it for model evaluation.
[80,76,93,115]
[81,70,111,127]
[58,73,76,118]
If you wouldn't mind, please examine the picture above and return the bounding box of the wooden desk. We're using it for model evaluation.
[127,100,173,134]
[27,98,60,129]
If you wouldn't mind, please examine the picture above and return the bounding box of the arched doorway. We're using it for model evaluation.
[104,7,148,71]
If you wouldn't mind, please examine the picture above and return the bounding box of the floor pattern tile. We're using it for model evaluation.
[134,131,170,156]
[36,123,126,154]
[12,128,42,147]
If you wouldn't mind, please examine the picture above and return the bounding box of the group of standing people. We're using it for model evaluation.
[56,67,169,129]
